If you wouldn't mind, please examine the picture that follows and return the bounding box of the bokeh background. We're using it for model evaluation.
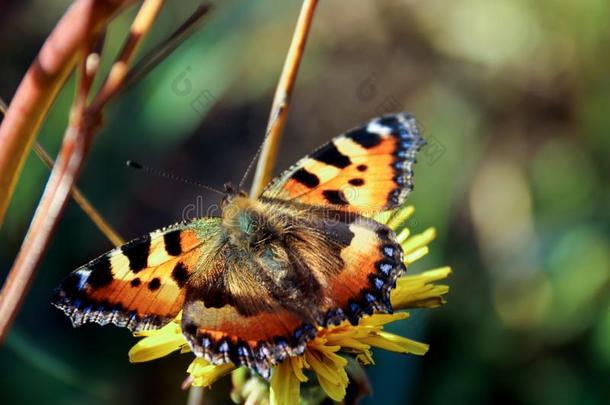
[1,0,609,404]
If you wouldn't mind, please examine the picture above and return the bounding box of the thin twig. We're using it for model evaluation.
[0,0,134,228]
[32,143,124,246]
[0,54,94,345]
[249,0,319,197]
[89,0,165,113]
[0,97,123,247]
[0,0,165,344]
[124,3,213,92]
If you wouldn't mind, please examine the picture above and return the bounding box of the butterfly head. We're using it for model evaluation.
[222,182,248,204]
[219,184,275,250]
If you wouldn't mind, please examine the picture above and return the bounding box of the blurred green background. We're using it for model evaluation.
[1,0,609,404]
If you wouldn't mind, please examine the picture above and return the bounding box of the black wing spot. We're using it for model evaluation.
[291,168,320,188]
[349,128,382,148]
[377,115,400,128]
[183,322,198,335]
[130,278,141,287]
[163,230,182,256]
[324,221,355,247]
[171,262,189,288]
[121,234,151,273]
[58,272,85,297]
[348,178,365,186]
[322,189,349,205]
[313,143,351,168]
[148,277,161,291]
[87,256,113,288]
[356,164,368,172]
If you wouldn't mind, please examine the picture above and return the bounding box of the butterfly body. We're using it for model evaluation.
[53,113,425,378]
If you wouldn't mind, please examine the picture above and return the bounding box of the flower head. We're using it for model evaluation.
[129,205,451,404]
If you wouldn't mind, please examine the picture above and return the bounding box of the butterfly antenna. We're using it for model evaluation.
[126,160,225,196]
[237,105,285,190]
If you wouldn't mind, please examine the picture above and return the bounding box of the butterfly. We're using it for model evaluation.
[52,113,425,378]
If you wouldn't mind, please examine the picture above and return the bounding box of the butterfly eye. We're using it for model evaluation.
[223,182,235,194]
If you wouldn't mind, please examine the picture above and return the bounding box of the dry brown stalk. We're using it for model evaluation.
[0,0,164,343]
[124,4,213,92]
[0,0,135,228]
[249,0,319,198]
[1,98,124,247]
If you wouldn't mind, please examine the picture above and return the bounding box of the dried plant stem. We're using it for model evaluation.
[32,143,124,246]
[0,98,123,247]
[124,3,213,92]
[0,0,164,343]
[249,0,319,197]
[0,0,134,228]
[90,0,165,112]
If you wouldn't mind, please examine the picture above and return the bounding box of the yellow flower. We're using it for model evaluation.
[129,205,451,404]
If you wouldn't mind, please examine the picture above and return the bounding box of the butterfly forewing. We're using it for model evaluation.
[52,218,221,331]
[262,113,425,213]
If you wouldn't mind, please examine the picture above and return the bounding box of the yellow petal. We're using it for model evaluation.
[187,358,235,388]
[244,382,267,405]
[325,336,371,352]
[397,227,411,244]
[390,206,415,228]
[306,350,349,402]
[128,320,187,363]
[305,349,346,383]
[361,331,429,355]
[356,350,375,365]
[270,360,300,405]
[404,246,429,264]
[359,312,409,327]
[391,267,452,310]
[317,372,348,402]
[230,367,249,403]
[401,227,436,254]
[289,356,309,383]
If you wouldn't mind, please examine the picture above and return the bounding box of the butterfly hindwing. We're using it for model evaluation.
[319,213,405,324]
[52,218,221,331]
[262,113,425,213]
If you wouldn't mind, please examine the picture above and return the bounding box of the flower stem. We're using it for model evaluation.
[186,386,205,405]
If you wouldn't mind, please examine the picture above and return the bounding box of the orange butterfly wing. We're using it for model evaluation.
[52,218,221,331]
[322,215,405,322]
[261,113,425,213]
